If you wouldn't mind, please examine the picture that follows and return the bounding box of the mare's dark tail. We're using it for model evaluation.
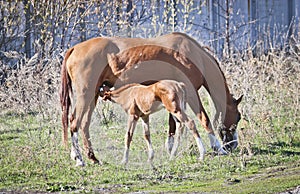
[60,48,74,147]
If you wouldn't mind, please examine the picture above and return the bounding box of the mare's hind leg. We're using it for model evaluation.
[188,92,227,155]
[141,116,154,163]
[70,116,85,166]
[165,113,175,154]
[70,95,100,166]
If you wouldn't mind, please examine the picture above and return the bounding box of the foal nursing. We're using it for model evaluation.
[100,80,206,165]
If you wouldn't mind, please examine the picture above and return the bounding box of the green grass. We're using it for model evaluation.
[0,110,299,193]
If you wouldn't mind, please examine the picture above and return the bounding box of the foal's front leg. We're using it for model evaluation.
[141,116,154,163]
[122,114,138,165]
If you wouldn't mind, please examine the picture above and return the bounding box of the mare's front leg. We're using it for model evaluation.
[122,114,138,165]
[141,116,154,163]
[188,92,227,155]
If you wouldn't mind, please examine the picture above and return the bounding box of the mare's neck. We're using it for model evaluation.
[209,81,235,129]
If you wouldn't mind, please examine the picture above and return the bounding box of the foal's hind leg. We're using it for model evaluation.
[172,111,206,161]
[183,116,206,161]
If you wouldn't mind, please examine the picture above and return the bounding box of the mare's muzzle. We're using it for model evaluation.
[222,131,238,151]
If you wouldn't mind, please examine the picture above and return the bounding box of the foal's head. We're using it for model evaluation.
[218,95,243,151]
[99,81,113,101]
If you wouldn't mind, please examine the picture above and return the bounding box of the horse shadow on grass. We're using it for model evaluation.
[250,141,300,156]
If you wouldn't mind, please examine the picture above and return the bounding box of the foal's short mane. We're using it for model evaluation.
[111,83,141,95]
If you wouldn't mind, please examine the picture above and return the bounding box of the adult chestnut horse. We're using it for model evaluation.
[60,32,243,166]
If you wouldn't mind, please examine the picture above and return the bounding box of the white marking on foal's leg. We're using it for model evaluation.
[208,134,227,155]
[148,146,154,162]
[195,137,206,161]
[121,148,129,165]
[71,132,85,166]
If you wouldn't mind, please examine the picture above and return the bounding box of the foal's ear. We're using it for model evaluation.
[236,95,243,105]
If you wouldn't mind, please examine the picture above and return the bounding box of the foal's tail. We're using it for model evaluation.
[60,48,74,147]
[179,82,187,111]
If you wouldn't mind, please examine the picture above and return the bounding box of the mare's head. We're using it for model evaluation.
[219,95,243,151]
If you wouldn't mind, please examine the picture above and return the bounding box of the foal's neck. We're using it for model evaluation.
[110,83,140,103]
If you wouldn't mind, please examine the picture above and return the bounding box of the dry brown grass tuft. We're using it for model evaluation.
[0,52,61,117]
[221,37,300,153]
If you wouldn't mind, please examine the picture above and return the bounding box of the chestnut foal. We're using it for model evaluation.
[100,80,206,165]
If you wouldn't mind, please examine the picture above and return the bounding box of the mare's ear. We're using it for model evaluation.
[107,53,121,75]
[236,95,243,105]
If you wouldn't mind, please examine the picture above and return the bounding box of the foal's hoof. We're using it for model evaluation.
[198,155,205,162]
[88,153,103,165]
[121,159,128,166]
[93,159,103,166]
[169,154,176,161]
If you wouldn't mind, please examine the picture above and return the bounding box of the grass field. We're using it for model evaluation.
[0,100,299,193]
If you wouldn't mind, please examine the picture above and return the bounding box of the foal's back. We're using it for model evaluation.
[106,80,186,116]
[132,80,186,115]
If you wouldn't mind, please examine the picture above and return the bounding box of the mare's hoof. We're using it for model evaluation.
[212,146,228,155]
[218,148,228,155]
[165,136,174,154]
[75,160,85,167]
